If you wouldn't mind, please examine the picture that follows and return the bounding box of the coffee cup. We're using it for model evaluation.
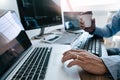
[80,12,92,27]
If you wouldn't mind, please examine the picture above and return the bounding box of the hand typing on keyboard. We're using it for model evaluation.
[61,49,108,75]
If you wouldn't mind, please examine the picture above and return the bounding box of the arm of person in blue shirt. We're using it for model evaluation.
[93,10,120,37]
[80,10,120,80]
[80,10,120,37]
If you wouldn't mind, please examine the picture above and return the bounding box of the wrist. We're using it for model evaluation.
[89,27,95,34]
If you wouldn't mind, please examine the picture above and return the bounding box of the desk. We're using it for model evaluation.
[26,26,112,80]
[79,71,111,80]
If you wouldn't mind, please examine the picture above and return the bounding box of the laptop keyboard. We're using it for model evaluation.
[12,47,52,80]
[76,36,102,57]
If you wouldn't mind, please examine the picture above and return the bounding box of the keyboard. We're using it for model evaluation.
[55,31,82,44]
[12,47,52,80]
[75,35,103,57]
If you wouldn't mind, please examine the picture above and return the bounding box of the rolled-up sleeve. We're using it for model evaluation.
[101,56,120,80]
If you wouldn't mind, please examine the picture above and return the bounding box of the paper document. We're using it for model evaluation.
[0,11,22,42]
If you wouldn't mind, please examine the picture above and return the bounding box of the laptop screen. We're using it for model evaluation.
[63,12,81,31]
[0,31,32,77]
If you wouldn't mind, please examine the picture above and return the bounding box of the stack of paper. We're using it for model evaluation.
[0,10,25,55]
[0,10,23,44]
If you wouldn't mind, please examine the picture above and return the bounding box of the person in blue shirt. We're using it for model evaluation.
[62,10,120,80]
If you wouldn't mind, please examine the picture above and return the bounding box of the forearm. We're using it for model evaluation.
[93,10,120,37]
[93,26,114,37]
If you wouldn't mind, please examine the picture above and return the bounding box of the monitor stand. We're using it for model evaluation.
[32,27,53,39]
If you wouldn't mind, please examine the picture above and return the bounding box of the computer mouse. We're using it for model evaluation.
[63,59,80,78]
[42,34,61,43]
[43,34,56,40]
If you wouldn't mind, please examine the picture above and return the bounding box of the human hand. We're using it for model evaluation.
[80,11,95,34]
[62,49,108,75]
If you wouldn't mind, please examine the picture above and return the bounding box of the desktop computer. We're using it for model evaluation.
[16,0,62,39]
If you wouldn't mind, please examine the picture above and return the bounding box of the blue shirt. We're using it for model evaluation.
[93,10,120,80]
[94,10,120,37]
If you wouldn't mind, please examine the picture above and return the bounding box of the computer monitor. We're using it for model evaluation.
[16,0,62,39]
[63,12,81,32]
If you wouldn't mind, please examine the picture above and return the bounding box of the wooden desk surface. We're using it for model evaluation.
[79,70,112,80]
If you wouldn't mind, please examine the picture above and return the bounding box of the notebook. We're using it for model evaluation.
[0,11,81,80]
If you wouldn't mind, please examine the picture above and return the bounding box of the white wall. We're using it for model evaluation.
[92,11,108,27]
[61,0,120,11]
[0,0,19,17]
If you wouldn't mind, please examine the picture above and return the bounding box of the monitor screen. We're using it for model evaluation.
[16,0,62,38]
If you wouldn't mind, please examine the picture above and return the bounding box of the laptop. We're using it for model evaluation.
[0,30,81,80]
[63,12,82,32]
